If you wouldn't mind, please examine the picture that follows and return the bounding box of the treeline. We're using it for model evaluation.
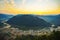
[0,30,60,40]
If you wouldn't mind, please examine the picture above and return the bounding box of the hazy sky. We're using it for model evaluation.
[0,0,60,15]
[15,0,59,11]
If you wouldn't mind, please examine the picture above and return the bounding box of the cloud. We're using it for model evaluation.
[3,0,16,7]
[10,0,16,7]
[0,0,60,14]
[19,0,58,11]
[22,0,26,5]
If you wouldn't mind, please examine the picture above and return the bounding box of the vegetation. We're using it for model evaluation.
[0,28,60,40]
[15,31,60,40]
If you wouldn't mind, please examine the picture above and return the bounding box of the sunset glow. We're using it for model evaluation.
[0,0,60,15]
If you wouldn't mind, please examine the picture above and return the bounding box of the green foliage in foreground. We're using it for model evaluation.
[0,30,60,40]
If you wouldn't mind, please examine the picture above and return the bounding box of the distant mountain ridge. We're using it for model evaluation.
[0,13,13,22]
[38,14,60,26]
[7,15,51,30]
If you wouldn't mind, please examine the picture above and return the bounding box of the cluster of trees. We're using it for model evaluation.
[0,30,60,40]
[15,30,60,40]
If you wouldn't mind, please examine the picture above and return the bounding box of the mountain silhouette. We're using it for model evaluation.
[7,15,51,30]
[52,15,60,26]
[38,14,60,26]
[0,13,13,22]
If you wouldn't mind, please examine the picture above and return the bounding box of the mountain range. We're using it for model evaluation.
[0,13,60,29]
[7,15,51,30]
[0,13,13,22]
[38,14,60,26]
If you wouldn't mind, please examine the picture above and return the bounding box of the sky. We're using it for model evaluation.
[0,0,60,15]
